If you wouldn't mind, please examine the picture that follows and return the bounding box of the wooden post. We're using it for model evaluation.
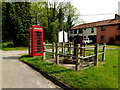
[62,42,64,55]
[94,43,98,66]
[43,51,46,60]
[78,44,80,58]
[43,42,46,60]
[83,43,86,57]
[52,42,55,58]
[56,43,59,65]
[102,43,106,61]
[62,42,65,59]
[79,36,83,56]
[70,42,72,59]
[75,44,81,71]
[68,42,69,51]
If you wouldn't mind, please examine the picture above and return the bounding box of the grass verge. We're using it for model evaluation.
[2,41,28,50]
[19,49,118,89]
[86,44,120,48]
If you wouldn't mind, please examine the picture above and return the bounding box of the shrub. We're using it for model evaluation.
[7,44,14,47]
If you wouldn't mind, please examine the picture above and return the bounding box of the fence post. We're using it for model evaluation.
[75,44,81,71]
[52,42,55,58]
[56,43,59,65]
[94,43,98,66]
[62,42,64,55]
[43,42,46,60]
[102,43,106,61]
[83,43,86,57]
[70,42,72,59]
[68,42,70,51]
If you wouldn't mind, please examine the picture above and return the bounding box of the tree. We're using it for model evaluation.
[49,22,58,42]
[35,1,59,42]
[2,2,14,42]
[9,2,32,46]
[30,2,55,42]
[34,1,82,42]
[57,8,64,31]
[64,2,80,30]
[66,15,74,31]
[2,1,84,45]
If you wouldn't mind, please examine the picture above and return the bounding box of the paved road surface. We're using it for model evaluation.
[2,50,60,88]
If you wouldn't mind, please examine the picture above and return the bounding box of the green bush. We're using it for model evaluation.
[7,44,14,47]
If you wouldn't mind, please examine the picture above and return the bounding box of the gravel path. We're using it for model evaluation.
[2,50,60,88]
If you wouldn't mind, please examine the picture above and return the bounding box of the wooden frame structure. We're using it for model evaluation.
[43,42,106,71]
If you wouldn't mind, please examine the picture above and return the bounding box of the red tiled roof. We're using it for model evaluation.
[71,19,120,30]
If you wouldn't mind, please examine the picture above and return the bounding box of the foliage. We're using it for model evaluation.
[19,49,118,89]
[2,1,83,46]
[49,22,58,42]
[2,2,33,46]
[2,2,13,42]
[10,2,32,46]
[30,1,80,43]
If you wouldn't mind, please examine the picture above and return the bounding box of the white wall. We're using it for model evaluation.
[83,27,97,39]
[69,27,97,39]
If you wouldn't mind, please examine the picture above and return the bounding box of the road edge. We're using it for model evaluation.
[20,60,74,90]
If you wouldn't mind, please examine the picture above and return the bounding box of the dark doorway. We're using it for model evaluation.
[88,35,96,44]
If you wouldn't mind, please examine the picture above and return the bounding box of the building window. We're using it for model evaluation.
[79,29,82,34]
[117,24,120,30]
[101,35,104,41]
[74,29,77,34]
[70,30,73,34]
[116,35,120,41]
[91,28,94,33]
[84,36,86,38]
[101,26,105,31]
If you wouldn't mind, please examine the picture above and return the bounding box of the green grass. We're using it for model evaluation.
[2,41,119,51]
[86,44,120,48]
[2,41,28,50]
[19,49,119,89]
[106,45,120,48]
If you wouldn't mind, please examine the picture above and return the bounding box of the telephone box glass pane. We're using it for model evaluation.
[35,32,42,53]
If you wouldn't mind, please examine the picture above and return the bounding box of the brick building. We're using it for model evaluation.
[69,14,120,45]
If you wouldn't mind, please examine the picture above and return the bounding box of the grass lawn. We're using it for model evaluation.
[106,45,120,48]
[2,41,120,51]
[19,49,119,89]
[86,44,120,48]
[2,41,28,50]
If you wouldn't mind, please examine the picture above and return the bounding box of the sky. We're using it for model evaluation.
[3,0,120,24]
[70,0,120,24]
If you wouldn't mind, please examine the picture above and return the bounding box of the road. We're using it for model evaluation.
[2,50,60,88]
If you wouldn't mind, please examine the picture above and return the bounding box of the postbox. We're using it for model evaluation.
[28,25,43,56]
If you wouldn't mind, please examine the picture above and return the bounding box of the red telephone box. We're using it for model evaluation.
[28,25,43,56]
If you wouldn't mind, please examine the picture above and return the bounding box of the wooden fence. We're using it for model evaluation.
[43,42,106,71]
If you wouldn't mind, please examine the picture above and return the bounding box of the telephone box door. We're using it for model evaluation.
[34,31,43,56]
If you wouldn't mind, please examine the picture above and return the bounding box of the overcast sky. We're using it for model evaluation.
[70,0,120,24]
[4,0,120,25]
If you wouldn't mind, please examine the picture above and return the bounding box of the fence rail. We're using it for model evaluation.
[43,42,106,71]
